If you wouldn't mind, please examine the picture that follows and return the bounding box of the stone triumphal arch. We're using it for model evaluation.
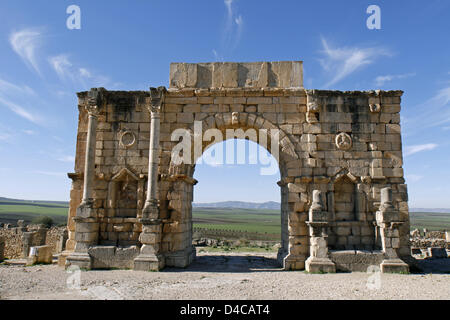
[60,61,411,273]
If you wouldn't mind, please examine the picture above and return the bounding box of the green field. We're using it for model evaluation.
[0,198,449,233]
[409,211,450,231]
[0,199,68,225]
[193,208,450,233]
[193,207,281,235]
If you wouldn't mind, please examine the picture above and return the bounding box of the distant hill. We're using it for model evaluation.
[1,196,448,213]
[193,201,450,212]
[0,197,69,208]
[193,201,281,210]
[409,208,450,213]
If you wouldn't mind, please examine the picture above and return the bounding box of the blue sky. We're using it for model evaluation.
[0,0,449,207]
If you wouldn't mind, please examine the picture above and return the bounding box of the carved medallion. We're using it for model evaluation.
[119,131,136,148]
[335,132,352,150]
[369,103,381,113]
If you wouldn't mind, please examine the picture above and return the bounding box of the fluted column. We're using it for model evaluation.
[66,88,103,269]
[80,106,98,207]
[134,86,166,271]
[142,91,162,219]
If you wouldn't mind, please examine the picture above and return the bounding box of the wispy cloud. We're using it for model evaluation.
[0,132,13,142]
[375,72,416,86]
[48,54,110,88]
[319,37,391,88]
[405,85,450,134]
[0,78,43,124]
[0,78,35,96]
[0,97,42,124]
[214,0,244,60]
[56,155,75,163]
[406,174,423,183]
[22,129,36,135]
[9,28,43,75]
[212,49,222,61]
[33,170,66,177]
[404,143,438,156]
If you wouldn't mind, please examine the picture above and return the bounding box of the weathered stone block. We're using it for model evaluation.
[27,245,53,265]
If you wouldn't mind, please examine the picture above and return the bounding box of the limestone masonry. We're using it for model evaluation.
[60,61,412,273]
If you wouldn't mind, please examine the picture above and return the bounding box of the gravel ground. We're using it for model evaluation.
[0,250,449,300]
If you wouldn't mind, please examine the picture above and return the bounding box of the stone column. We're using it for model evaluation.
[142,94,162,220]
[134,87,166,271]
[376,187,409,273]
[305,190,336,273]
[66,88,103,270]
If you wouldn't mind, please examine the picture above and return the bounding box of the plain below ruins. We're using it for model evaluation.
[54,60,416,273]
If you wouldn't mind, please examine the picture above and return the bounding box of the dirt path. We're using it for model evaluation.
[0,251,449,300]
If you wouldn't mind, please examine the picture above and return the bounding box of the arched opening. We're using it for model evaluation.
[191,138,283,271]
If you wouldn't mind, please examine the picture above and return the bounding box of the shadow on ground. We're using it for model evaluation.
[414,258,450,274]
[164,255,283,273]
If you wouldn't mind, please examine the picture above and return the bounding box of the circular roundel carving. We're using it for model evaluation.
[369,103,381,113]
[335,132,352,151]
[119,131,136,148]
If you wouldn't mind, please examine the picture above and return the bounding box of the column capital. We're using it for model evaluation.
[147,86,166,113]
[85,88,104,116]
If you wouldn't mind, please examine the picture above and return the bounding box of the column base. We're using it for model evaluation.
[65,252,92,270]
[305,257,336,273]
[165,246,196,268]
[76,203,97,219]
[283,254,305,270]
[133,254,165,271]
[380,259,409,273]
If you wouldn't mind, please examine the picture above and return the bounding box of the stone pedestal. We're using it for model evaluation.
[134,253,165,271]
[65,209,98,270]
[65,252,93,270]
[283,254,306,270]
[165,246,196,268]
[305,190,336,273]
[305,235,336,273]
[376,187,409,273]
[305,257,336,273]
[380,259,409,273]
[133,218,165,271]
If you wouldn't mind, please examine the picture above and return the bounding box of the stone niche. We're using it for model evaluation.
[62,59,411,274]
[107,168,142,218]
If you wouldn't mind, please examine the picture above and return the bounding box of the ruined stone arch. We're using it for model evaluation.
[163,113,295,268]
[64,61,411,274]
